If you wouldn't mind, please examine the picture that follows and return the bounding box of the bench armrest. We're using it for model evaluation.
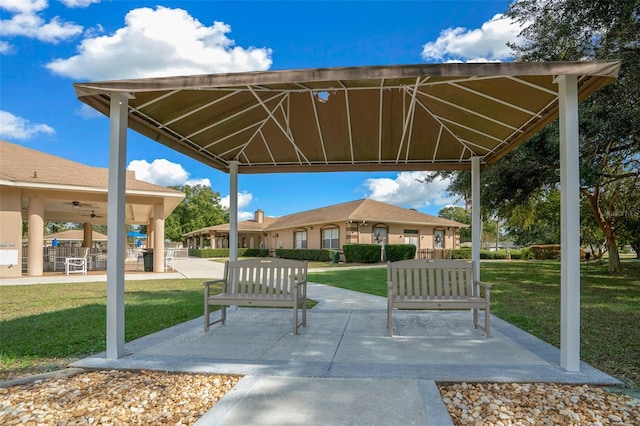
[204,279,225,296]
[475,280,492,289]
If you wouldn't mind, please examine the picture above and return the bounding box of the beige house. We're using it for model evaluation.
[0,140,185,278]
[184,199,465,258]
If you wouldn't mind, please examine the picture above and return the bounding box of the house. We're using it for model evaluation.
[0,140,185,278]
[183,199,466,257]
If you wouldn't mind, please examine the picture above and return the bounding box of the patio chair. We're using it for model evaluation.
[65,248,89,275]
[164,248,175,271]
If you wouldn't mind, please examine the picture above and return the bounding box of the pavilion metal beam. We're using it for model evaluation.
[471,156,481,281]
[229,161,239,262]
[557,75,581,372]
[106,92,132,359]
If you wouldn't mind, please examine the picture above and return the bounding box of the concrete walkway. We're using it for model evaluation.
[3,258,622,425]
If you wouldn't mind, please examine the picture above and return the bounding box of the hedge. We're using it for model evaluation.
[343,244,382,263]
[188,248,269,258]
[276,248,335,262]
[384,244,417,262]
[451,248,522,260]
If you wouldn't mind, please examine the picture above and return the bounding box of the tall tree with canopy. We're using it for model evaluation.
[504,0,640,272]
[164,184,229,241]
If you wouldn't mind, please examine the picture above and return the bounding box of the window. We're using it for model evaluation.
[373,226,387,245]
[294,230,307,249]
[322,227,339,249]
[434,229,444,249]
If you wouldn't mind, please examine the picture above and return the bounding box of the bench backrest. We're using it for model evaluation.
[224,258,308,295]
[387,259,477,298]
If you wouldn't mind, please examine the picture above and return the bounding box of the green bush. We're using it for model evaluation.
[343,244,382,263]
[276,248,334,262]
[451,248,472,259]
[189,248,269,258]
[520,247,533,260]
[530,244,562,260]
[384,244,416,261]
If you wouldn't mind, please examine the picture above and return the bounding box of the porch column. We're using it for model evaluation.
[557,75,581,372]
[153,204,165,272]
[27,197,44,276]
[83,222,92,248]
[229,161,238,261]
[106,92,131,359]
[471,156,481,281]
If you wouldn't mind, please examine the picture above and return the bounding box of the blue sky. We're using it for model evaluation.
[1,0,522,220]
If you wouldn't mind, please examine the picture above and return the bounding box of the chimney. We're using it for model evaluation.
[254,209,264,224]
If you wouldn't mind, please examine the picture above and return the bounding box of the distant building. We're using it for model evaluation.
[0,140,184,278]
[184,199,466,257]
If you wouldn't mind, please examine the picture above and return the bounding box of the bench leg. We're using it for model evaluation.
[302,300,307,328]
[485,303,491,338]
[387,302,393,337]
[473,308,478,330]
[204,302,210,332]
[293,304,298,335]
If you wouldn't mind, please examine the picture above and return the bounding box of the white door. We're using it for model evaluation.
[405,236,419,253]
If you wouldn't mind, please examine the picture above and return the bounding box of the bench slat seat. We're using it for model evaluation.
[387,259,491,337]
[204,258,308,335]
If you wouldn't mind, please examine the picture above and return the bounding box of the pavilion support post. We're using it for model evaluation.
[153,204,165,272]
[83,222,92,249]
[557,75,581,372]
[106,92,131,360]
[229,161,239,262]
[471,156,481,281]
[27,197,44,277]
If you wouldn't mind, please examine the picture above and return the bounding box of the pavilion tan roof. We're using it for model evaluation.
[73,61,620,174]
[268,199,465,230]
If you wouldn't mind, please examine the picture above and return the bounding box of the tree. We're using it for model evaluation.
[164,184,229,241]
[501,0,640,272]
[438,206,471,242]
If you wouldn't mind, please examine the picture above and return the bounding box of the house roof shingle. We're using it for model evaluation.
[267,199,466,230]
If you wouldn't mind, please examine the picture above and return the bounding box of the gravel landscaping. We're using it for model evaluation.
[0,370,240,425]
[1,370,639,425]
[440,382,640,425]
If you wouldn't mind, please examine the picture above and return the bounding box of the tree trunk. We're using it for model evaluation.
[582,189,622,273]
[607,238,621,273]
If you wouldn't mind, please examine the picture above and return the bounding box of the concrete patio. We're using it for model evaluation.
[64,260,619,425]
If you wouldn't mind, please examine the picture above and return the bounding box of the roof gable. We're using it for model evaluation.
[268,199,465,229]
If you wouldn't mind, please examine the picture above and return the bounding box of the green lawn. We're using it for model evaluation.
[2,260,638,390]
[0,279,214,381]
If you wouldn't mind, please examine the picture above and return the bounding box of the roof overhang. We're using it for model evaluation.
[74,61,620,174]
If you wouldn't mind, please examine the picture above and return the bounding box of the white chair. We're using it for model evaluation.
[164,248,175,271]
[65,248,89,275]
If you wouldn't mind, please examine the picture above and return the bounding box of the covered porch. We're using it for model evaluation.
[73,61,621,373]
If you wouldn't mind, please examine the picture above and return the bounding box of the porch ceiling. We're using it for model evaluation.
[73,61,620,174]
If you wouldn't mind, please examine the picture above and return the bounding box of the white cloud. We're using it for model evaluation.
[127,158,212,188]
[421,14,525,62]
[363,171,461,213]
[0,0,84,43]
[0,110,55,140]
[220,192,254,221]
[0,40,12,54]
[60,0,100,7]
[46,6,273,80]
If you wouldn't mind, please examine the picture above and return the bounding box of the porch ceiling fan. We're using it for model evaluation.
[81,210,104,219]
[64,200,96,209]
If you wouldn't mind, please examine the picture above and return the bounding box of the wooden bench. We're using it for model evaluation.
[387,259,491,337]
[204,258,308,335]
